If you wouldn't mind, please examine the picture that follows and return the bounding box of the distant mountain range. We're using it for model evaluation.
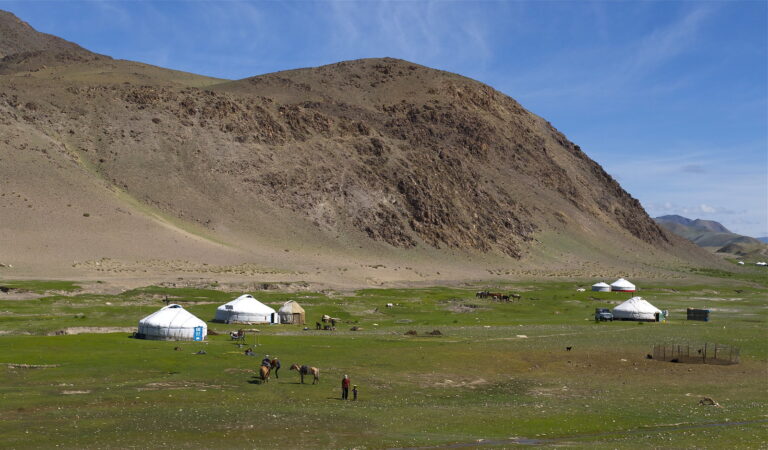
[655,215,768,259]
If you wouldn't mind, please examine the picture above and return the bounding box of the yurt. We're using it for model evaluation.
[278,300,306,325]
[214,294,277,324]
[610,278,636,292]
[591,282,611,292]
[612,297,662,321]
[137,304,207,341]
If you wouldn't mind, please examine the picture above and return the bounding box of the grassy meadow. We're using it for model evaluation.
[1,271,767,448]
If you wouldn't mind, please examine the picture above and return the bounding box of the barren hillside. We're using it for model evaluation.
[0,10,719,285]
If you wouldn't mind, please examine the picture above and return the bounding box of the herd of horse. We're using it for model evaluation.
[257,358,320,384]
[475,291,521,302]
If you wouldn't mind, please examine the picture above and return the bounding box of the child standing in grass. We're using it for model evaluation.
[352,385,358,401]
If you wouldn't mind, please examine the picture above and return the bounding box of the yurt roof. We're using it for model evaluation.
[592,282,610,287]
[279,300,305,314]
[610,278,636,288]
[613,297,661,314]
[139,304,206,328]
[217,294,276,314]
[216,294,275,314]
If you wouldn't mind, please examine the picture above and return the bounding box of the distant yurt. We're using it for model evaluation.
[610,278,636,292]
[214,294,277,324]
[137,304,207,341]
[591,282,611,292]
[612,297,662,322]
[278,300,306,325]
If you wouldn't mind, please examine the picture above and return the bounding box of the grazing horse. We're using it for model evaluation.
[259,364,271,382]
[290,364,320,384]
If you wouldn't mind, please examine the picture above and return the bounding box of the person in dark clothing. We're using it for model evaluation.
[341,374,350,400]
[352,385,358,401]
[272,357,281,378]
[261,355,271,369]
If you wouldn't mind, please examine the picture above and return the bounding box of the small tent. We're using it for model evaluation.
[137,304,207,341]
[214,294,277,324]
[612,297,662,321]
[610,278,636,292]
[278,300,306,325]
[591,282,611,292]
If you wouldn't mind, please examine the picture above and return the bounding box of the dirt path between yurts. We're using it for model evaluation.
[489,325,646,341]
[46,327,135,335]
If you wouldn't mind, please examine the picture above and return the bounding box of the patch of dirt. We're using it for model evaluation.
[5,363,60,369]
[47,327,135,335]
[137,381,228,391]
[443,300,487,313]
[224,368,253,374]
[61,390,91,395]
[431,377,489,388]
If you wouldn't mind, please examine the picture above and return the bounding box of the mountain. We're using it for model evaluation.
[655,215,768,259]
[655,215,731,234]
[758,237,768,244]
[0,10,717,283]
[0,10,85,58]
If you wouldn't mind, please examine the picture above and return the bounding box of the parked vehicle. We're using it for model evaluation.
[595,308,614,322]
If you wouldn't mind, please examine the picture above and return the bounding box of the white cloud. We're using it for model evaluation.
[503,4,716,104]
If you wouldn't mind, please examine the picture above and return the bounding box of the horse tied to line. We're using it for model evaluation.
[290,364,320,384]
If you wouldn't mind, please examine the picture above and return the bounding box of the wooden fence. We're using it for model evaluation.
[652,342,739,365]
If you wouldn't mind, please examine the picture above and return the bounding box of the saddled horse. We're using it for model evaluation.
[290,363,320,384]
[259,364,271,382]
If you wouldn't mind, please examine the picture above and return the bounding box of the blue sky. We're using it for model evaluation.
[4,0,767,236]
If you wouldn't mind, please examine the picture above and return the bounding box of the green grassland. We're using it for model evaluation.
[0,271,767,448]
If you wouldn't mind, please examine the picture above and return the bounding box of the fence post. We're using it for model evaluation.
[703,343,707,364]
[714,344,718,361]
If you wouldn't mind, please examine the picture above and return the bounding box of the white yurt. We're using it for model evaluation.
[137,304,207,341]
[610,278,636,292]
[278,300,306,325]
[591,282,611,292]
[214,294,277,324]
[612,297,662,321]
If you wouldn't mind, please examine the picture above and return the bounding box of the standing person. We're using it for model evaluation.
[272,357,281,378]
[341,374,350,400]
[352,385,358,401]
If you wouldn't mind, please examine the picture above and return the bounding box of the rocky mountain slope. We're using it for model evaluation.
[0,10,717,283]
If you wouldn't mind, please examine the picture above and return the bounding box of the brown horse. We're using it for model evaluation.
[259,364,270,382]
[290,364,319,384]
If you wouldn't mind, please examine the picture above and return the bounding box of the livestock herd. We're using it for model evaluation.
[475,291,521,302]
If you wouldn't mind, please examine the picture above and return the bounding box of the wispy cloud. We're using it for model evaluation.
[504,4,716,103]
